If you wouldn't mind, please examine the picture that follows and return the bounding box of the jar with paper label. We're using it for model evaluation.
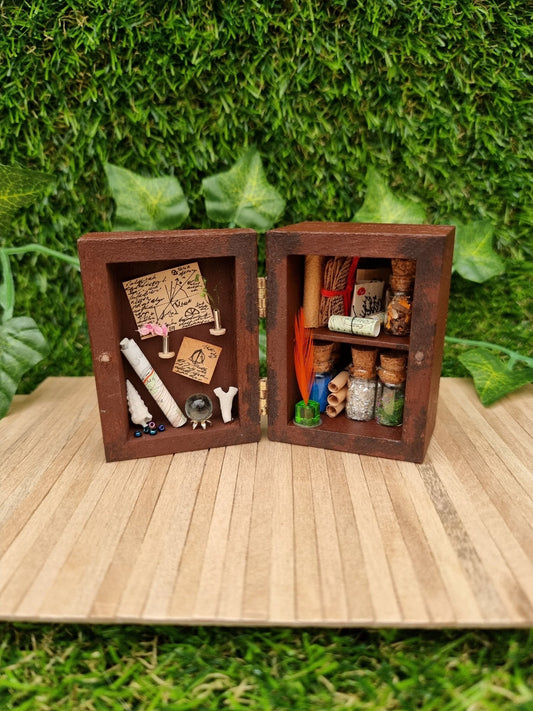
[384,275,413,336]
[375,352,407,426]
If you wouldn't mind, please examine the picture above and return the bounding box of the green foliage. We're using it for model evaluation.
[0,625,532,710]
[353,167,426,224]
[105,162,189,231]
[203,148,285,231]
[457,347,533,406]
[452,221,505,283]
[0,317,49,418]
[0,165,53,235]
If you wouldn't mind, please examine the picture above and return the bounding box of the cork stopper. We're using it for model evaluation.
[380,350,407,371]
[391,258,416,277]
[389,275,414,293]
[351,345,378,372]
[313,341,334,373]
[378,351,407,384]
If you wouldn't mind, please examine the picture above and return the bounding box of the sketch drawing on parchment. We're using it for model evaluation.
[123,262,214,335]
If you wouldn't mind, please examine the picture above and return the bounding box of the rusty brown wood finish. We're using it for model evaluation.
[266,222,455,463]
[78,229,260,461]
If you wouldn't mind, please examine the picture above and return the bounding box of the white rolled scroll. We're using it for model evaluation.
[120,338,186,428]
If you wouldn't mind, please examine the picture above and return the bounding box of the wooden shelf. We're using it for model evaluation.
[311,326,410,351]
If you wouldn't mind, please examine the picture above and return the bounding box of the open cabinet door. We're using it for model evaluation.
[265,222,454,463]
[78,229,260,462]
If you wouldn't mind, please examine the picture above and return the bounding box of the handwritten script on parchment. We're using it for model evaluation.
[172,337,222,384]
[123,262,213,335]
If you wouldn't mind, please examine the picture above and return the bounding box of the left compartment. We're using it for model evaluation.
[78,229,261,462]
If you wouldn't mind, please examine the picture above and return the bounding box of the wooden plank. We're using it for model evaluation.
[168,447,226,619]
[268,440,296,623]
[308,448,349,622]
[325,451,374,623]
[91,455,173,619]
[396,458,482,624]
[0,378,97,525]
[134,449,208,621]
[382,458,455,625]
[0,377,532,627]
[217,443,257,621]
[0,425,106,616]
[291,445,323,622]
[193,446,242,620]
[343,452,402,623]
[427,439,533,623]
[362,456,430,625]
[242,437,275,621]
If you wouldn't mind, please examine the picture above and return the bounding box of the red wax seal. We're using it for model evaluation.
[357,286,366,296]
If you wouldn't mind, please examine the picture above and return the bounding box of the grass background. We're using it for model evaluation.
[1,1,532,707]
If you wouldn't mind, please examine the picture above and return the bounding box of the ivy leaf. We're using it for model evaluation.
[0,316,50,418]
[202,148,285,231]
[0,164,53,235]
[452,220,505,283]
[458,348,533,406]
[105,163,189,231]
[353,167,426,224]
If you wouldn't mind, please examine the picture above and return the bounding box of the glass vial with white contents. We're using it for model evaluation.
[345,366,377,421]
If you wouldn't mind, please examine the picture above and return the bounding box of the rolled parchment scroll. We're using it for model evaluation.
[327,387,347,406]
[326,401,345,418]
[303,255,325,328]
[327,369,350,393]
[120,338,186,428]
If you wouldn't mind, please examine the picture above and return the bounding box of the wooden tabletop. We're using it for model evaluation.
[1,377,532,628]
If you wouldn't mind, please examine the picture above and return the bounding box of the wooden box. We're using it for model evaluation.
[266,222,455,462]
[78,229,260,461]
[78,222,454,463]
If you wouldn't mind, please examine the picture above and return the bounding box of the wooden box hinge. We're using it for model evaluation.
[259,377,268,416]
[257,276,267,319]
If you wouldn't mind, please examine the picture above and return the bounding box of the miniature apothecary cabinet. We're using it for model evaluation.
[78,222,454,464]
[78,229,261,462]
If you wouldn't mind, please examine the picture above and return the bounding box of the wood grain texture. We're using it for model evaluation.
[1,377,532,628]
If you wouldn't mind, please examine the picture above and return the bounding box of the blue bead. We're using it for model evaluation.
[158,424,166,432]
[149,428,157,435]
[134,430,143,438]
[143,425,150,433]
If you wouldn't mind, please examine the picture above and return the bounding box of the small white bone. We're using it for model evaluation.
[213,386,238,423]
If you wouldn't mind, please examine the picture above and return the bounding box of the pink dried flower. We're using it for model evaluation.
[137,322,169,337]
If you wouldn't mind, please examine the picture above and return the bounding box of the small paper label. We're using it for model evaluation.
[172,337,222,384]
[351,280,385,318]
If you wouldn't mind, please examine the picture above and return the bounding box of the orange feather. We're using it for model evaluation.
[294,307,314,404]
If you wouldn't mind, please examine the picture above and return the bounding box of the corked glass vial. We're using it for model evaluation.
[384,275,413,336]
[375,351,407,426]
[310,341,334,412]
[345,346,378,421]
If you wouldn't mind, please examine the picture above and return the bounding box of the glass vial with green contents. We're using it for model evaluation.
[375,351,407,426]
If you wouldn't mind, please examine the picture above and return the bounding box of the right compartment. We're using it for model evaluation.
[265,222,455,463]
